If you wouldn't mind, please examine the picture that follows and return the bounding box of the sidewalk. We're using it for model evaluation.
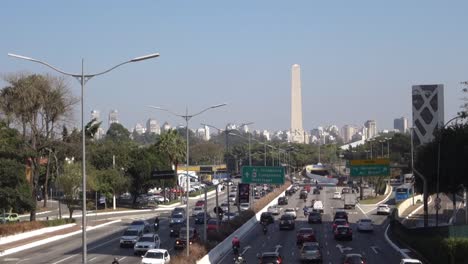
[400,194,458,228]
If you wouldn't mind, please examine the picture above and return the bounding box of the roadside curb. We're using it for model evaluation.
[401,196,432,224]
[0,223,76,245]
[356,185,393,216]
[384,224,410,259]
[0,220,121,257]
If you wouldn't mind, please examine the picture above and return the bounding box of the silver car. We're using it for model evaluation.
[120,228,143,247]
[133,233,161,255]
[268,205,281,215]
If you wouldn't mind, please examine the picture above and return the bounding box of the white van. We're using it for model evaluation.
[313,200,324,213]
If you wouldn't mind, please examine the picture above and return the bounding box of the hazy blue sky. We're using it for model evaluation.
[1,1,467,132]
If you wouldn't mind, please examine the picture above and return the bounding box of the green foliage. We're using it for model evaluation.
[190,142,224,165]
[106,123,131,142]
[93,168,129,201]
[57,163,83,219]
[42,218,75,227]
[155,129,185,170]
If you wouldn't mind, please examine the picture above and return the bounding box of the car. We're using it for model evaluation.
[332,219,349,231]
[258,251,283,264]
[333,210,349,221]
[268,205,281,215]
[222,212,238,222]
[169,213,185,226]
[220,203,230,212]
[285,189,293,196]
[206,218,219,231]
[312,200,324,213]
[400,259,423,264]
[343,253,366,264]
[192,206,204,217]
[356,218,374,232]
[300,242,322,263]
[169,222,184,237]
[194,212,210,224]
[120,228,144,247]
[0,213,20,224]
[308,211,322,224]
[279,214,295,230]
[300,190,308,199]
[278,197,288,205]
[240,203,250,211]
[284,208,297,219]
[312,188,320,195]
[130,220,151,233]
[133,233,161,255]
[333,192,342,199]
[296,227,316,245]
[260,212,274,225]
[195,200,205,207]
[377,204,391,215]
[334,225,353,240]
[174,227,199,249]
[228,193,237,203]
[141,248,171,264]
[341,187,351,194]
[172,207,185,215]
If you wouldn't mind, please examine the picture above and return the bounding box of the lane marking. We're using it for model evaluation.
[51,254,77,264]
[88,257,97,262]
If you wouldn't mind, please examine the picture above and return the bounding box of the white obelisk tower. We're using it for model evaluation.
[291,64,305,143]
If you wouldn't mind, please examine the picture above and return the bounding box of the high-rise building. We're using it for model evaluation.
[341,125,356,143]
[195,125,210,141]
[146,118,161,134]
[108,110,119,127]
[91,110,100,121]
[394,117,408,133]
[290,64,305,143]
[161,122,171,132]
[90,110,105,139]
[364,120,377,139]
[412,84,444,146]
[134,123,145,135]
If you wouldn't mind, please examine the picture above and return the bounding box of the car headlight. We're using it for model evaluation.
[120,239,124,243]
[132,239,137,243]
[170,219,174,223]
[176,241,180,244]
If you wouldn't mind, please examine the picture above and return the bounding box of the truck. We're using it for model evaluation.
[344,193,357,209]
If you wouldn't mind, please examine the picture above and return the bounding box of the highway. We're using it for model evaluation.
[222,185,401,264]
[1,187,234,264]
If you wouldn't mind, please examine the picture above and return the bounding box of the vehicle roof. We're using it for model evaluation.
[302,242,319,246]
[336,225,350,229]
[401,259,422,263]
[141,233,156,238]
[147,248,167,253]
[345,253,363,257]
[262,251,279,256]
[298,227,314,232]
[379,204,389,207]
[285,208,295,211]
[280,214,294,219]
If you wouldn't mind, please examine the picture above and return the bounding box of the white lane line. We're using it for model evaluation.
[88,257,97,262]
[327,250,330,255]
[51,254,77,264]
[325,241,328,246]
[356,203,368,217]
[118,257,127,262]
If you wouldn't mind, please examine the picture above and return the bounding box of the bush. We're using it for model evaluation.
[442,237,468,264]
[169,243,208,264]
[42,218,75,227]
[0,218,76,237]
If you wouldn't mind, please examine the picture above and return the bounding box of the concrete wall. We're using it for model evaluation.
[397,194,422,218]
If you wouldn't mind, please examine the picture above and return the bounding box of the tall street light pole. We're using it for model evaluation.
[148,103,227,256]
[9,52,160,264]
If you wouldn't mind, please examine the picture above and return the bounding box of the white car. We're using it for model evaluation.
[284,208,297,219]
[313,200,324,213]
[141,248,170,264]
[134,233,160,255]
[240,203,250,211]
[220,203,229,212]
[268,205,281,215]
[228,194,237,203]
[356,218,374,232]
[333,192,342,199]
[377,204,391,215]
[192,206,204,217]
[400,259,423,264]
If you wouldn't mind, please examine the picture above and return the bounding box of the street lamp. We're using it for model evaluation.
[148,103,226,256]
[9,52,159,264]
[435,113,467,226]
[368,138,375,159]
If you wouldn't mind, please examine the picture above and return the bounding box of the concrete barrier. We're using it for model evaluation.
[197,185,292,264]
[397,194,423,218]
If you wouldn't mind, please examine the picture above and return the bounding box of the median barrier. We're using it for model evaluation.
[397,194,423,219]
[197,185,292,264]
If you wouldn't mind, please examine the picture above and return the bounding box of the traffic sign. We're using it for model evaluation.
[350,159,390,177]
[435,204,441,210]
[435,197,442,205]
[241,166,285,184]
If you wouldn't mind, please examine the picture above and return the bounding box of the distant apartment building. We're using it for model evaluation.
[146,118,161,134]
[364,120,377,139]
[196,125,210,141]
[90,110,105,139]
[108,110,119,127]
[261,130,271,141]
[394,117,408,133]
[161,122,171,132]
[134,123,145,135]
[341,125,357,143]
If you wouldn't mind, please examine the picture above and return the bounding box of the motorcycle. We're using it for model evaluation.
[154,222,159,232]
[262,224,268,235]
[232,245,239,256]
[233,255,246,264]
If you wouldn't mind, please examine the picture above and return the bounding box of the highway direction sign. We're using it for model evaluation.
[350,159,390,177]
[241,166,285,184]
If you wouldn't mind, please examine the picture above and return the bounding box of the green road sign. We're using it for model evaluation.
[350,159,390,177]
[241,166,285,184]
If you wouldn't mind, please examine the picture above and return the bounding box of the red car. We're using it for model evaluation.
[206,218,218,232]
[296,227,316,245]
[195,200,205,207]
[332,219,349,231]
[343,253,366,264]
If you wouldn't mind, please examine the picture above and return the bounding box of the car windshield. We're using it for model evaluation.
[281,215,293,220]
[261,256,278,262]
[131,221,145,225]
[285,209,294,212]
[173,214,183,219]
[346,256,363,264]
[360,219,371,223]
[139,236,154,242]
[303,244,319,251]
[180,230,194,238]
[207,219,217,224]
[337,227,349,232]
[145,252,164,259]
[335,219,347,224]
[123,230,138,236]
[299,229,313,234]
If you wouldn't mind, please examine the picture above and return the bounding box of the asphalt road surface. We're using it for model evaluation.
[222,185,402,264]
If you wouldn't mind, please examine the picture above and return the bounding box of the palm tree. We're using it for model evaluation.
[155,129,186,197]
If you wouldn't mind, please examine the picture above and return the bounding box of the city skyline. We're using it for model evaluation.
[1,1,467,132]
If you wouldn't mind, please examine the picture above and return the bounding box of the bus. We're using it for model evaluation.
[395,183,414,203]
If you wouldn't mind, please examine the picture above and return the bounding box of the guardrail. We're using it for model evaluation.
[197,185,292,264]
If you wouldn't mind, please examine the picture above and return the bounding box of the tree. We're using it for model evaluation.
[190,142,224,165]
[93,168,129,209]
[57,162,82,219]
[0,74,76,220]
[155,129,185,174]
[106,123,131,142]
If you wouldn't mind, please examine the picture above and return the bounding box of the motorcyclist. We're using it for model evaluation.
[262,222,268,234]
[154,216,160,231]
[112,257,119,264]
[303,206,308,216]
[232,236,240,254]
